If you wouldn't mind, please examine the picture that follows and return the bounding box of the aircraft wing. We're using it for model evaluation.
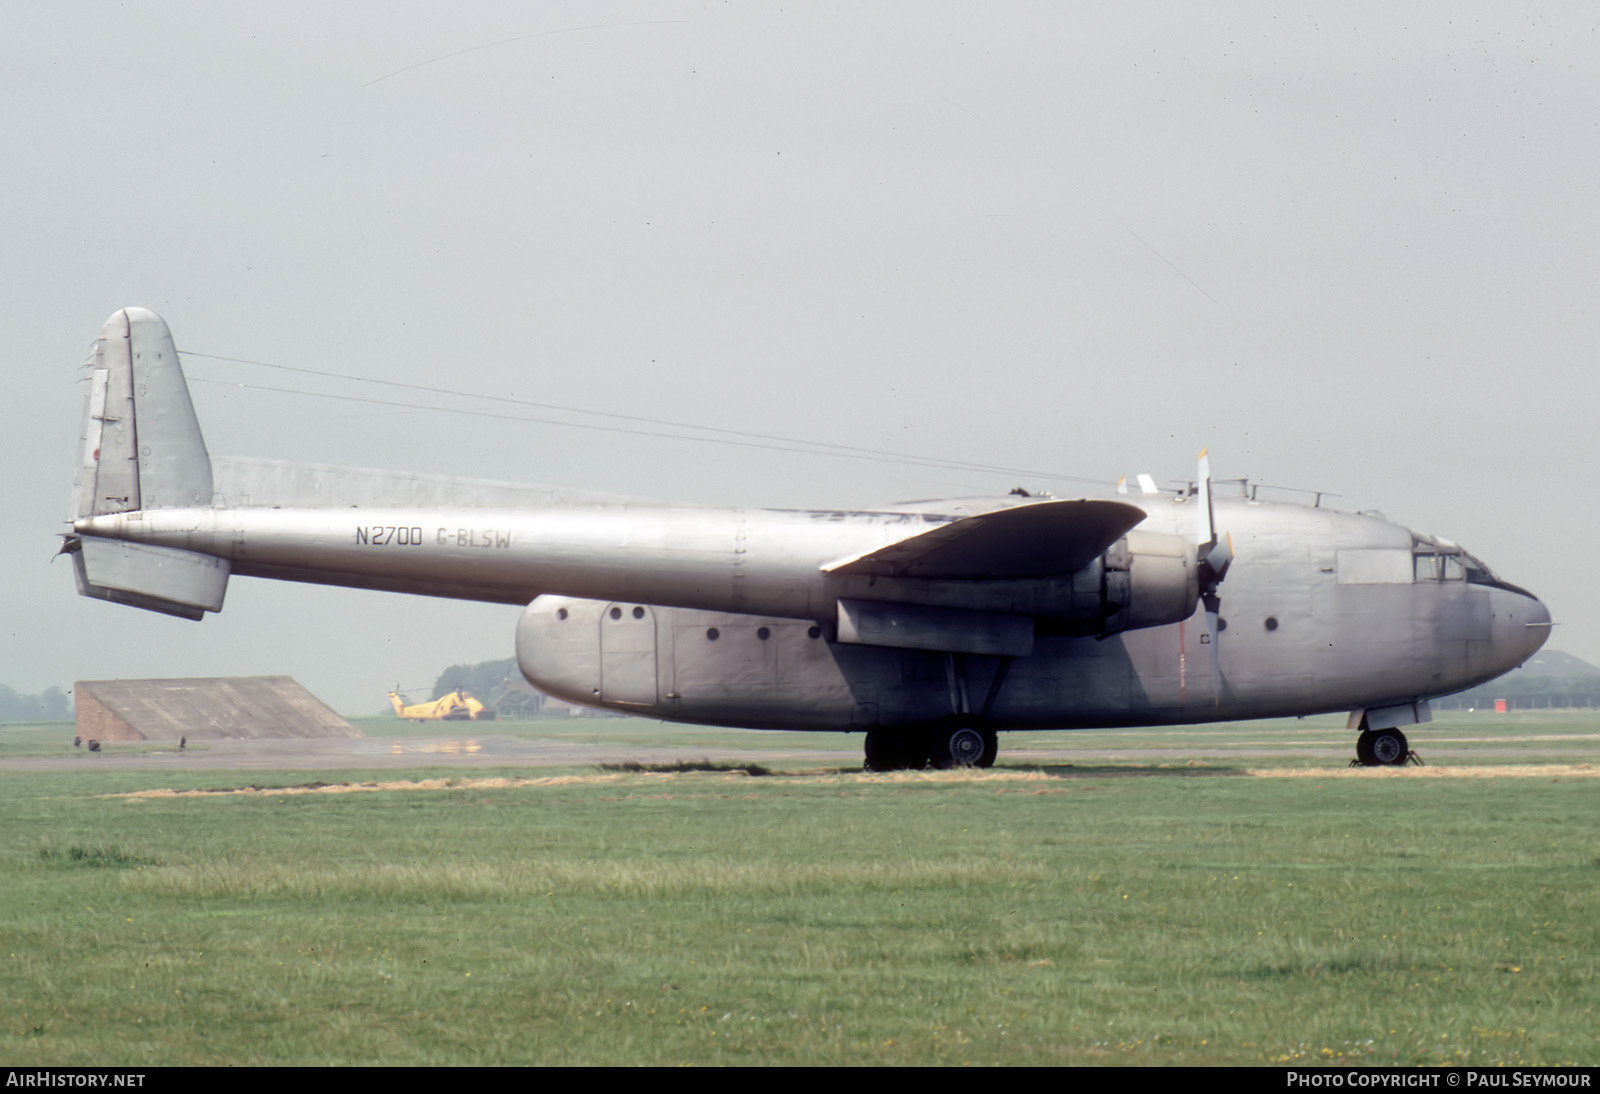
[821,498,1146,580]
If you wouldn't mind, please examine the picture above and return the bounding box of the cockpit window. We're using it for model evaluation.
[1412,537,1466,583]
[1462,553,1496,586]
[1410,533,1534,596]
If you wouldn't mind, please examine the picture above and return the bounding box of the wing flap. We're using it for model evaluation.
[822,499,1145,580]
[837,598,1034,656]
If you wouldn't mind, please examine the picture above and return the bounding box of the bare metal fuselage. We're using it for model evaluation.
[74,478,1547,730]
[66,309,1550,750]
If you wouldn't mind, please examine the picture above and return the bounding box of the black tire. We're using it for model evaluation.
[1370,727,1409,766]
[863,730,892,772]
[1355,730,1377,766]
[864,730,929,771]
[1356,728,1409,766]
[929,719,998,769]
[890,732,929,770]
[976,729,998,768]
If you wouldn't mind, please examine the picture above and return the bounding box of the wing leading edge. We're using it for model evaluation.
[821,498,1147,581]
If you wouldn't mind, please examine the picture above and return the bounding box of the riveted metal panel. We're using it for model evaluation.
[600,603,658,706]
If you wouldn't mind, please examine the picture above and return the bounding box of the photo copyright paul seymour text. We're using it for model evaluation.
[1287,1075,1591,1088]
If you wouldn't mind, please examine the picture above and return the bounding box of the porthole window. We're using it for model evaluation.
[632,606,645,619]
[1264,616,1279,632]
[706,627,720,641]
[807,625,822,640]
[609,606,622,620]
[556,607,568,621]
[757,626,771,640]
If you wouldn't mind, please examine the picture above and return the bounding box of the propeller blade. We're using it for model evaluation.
[1194,451,1229,706]
[1203,598,1222,706]
[1195,448,1215,548]
[1202,531,1234,583]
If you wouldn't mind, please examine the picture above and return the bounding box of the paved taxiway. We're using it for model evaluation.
[3,729,1597,772]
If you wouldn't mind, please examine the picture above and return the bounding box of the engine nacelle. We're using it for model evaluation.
[1096,529,1200,635]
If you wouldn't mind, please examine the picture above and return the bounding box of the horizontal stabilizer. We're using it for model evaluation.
[822,499,1145,580]
[72,535,230,621]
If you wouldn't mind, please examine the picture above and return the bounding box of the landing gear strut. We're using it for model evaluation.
[861,653,1011,772]
[1355,727,1411,766]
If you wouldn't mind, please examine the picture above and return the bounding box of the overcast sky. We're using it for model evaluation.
[5,2,1597,714]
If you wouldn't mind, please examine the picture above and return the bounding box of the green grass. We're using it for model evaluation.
[0,713,1597,1065]
[0,721,81,758]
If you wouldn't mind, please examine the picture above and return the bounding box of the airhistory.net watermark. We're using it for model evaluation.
[5,1074,144,1088]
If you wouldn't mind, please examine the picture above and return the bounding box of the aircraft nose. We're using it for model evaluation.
[1516,591,1553,660]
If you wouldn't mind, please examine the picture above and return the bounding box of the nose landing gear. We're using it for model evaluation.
[1354,726,1418,766]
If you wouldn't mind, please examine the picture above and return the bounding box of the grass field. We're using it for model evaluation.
[1,712,1596,1065]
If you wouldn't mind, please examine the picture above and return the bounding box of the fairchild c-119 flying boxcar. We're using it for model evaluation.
[63,309,1551,769]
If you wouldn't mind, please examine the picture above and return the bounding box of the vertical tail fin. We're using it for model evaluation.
[68,309,229,620]
[75,307,213,517]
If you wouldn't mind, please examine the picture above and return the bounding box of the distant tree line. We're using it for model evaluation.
[1435,674,1600,711]
[0,685,71,722]
[422,659,613,718]
[430,658,519,702]
[427,659,548,718]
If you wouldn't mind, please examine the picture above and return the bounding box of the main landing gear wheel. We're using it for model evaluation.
[863,730,930,772]
[927,718,998,770]
[1355,727,1409,766]
[863,730,894,772]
